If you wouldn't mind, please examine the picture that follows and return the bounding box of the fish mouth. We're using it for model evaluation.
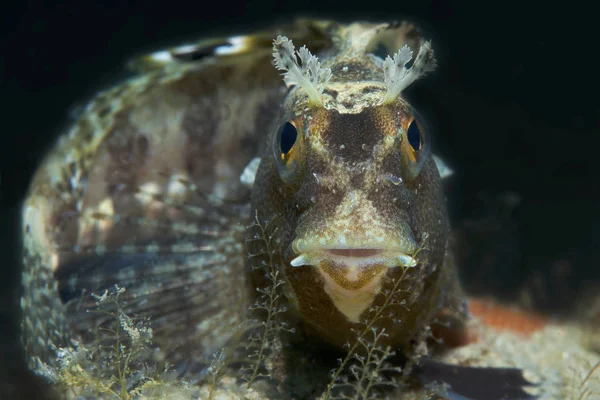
[290,247,417,268]
[289,232,419,269]
[326,248,382,258]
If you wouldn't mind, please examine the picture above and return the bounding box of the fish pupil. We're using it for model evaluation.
[372,42,389,59]
[279,122,297,154]
[407,119,421,150]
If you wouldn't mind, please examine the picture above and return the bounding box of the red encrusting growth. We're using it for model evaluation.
[467,298,549,338]
[432,298,551,349]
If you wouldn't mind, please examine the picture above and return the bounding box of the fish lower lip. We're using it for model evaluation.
[290,249,417,268]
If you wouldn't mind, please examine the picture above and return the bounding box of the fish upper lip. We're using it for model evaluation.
[292,239,416,254]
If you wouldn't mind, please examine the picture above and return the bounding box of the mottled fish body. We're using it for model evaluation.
[20,19,468,389]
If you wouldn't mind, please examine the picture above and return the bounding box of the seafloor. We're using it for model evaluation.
[66,297,596,400]
[437,305,600,399]
[198,303,600,399]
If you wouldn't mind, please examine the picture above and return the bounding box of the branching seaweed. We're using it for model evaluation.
[331,328,401,400]
[574,360,600,400]
[206,349,227,400]
[243,210,293,389]
[53,285,184,399]
[320,268,411,400]
[202,317,268,397]
[321,234,429,400]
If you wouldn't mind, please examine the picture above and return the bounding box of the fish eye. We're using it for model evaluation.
[272,119,306,185]
[407,118,421,151]
[279,121,298,155]
[399,113,431,181]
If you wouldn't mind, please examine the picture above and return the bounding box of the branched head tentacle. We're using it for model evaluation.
[382,41,437,104]
[272,35,332,105]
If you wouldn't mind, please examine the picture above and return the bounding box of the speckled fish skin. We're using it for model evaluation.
[20,19,467,377]
[249,22,468,353]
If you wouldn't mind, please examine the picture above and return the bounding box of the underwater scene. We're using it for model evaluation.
[2,6,598,400]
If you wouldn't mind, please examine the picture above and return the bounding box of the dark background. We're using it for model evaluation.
[1,0,597,397]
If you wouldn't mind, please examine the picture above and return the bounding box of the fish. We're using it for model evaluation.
[19,19,533,399]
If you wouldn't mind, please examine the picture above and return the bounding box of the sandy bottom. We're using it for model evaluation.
[56,298,600,400]
[194,300,600,400]
[437,315,600,399]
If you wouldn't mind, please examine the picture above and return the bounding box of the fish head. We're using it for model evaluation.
[249,24,451,346]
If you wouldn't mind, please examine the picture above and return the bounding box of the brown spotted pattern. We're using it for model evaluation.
[21,20,467,383]
[21,21,327,373]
